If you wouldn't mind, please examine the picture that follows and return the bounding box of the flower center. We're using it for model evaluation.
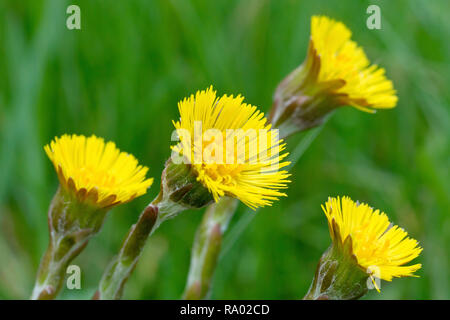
[74,165,118,189]
[201,163,242,186]
[352,224,391,266]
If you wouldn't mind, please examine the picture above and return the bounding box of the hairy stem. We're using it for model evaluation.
[31,187,105,300]
[95,193,185,300]
[183,197,238,299]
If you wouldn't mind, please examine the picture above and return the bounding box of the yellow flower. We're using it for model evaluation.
[310,15,397,111]
[323,196,422,287]
[172,86,290,209]
[44,134,153,208]
[271,15,398,136]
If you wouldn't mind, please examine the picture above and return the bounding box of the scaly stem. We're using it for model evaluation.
[31,187,106,300]
[95,193,186,300]
[183,197,238,299]
[31,235,89,300]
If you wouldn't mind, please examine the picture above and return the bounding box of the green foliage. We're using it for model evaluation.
[0,0,448,299]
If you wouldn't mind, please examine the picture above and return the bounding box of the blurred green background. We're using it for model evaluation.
[0,0,449,299]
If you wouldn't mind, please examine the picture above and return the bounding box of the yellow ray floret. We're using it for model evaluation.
[310,15,398,111]
[44,134,153,208]
[172,86,291,209]
[322,196,422,284]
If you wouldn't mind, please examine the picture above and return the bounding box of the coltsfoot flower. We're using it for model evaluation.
[44,134,153,208]
[171,86,291,210]
[96,87,291,299]
[31,134,153,300]
[270,15,398,137]
[304,196,422,300]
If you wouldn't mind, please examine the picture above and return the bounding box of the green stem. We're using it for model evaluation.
[95,193,185,300]
[31,235,89,300]
[183,197,238,299]
[31,187,106,300]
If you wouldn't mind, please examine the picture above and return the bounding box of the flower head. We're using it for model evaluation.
[45,134,153,208]
[323,196,422,285]
[309,16,397,110]
[271,15,398,136]
[172,86,290,209]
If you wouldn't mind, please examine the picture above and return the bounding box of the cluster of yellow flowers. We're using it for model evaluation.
[34,15,421,300]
